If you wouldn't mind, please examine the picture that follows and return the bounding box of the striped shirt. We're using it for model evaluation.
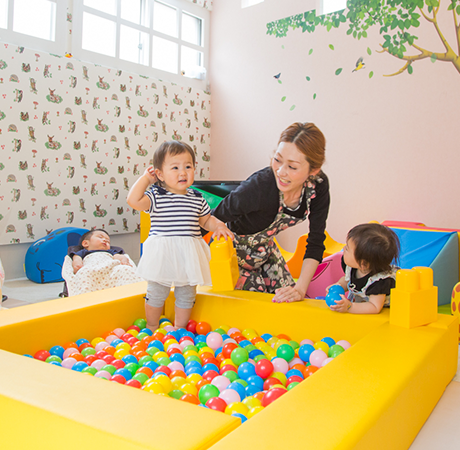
[145,185,210,238]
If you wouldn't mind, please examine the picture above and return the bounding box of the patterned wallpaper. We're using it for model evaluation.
[0,43,212,245]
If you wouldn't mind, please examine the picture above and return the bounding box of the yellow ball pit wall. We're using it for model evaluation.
[0,275,458,449]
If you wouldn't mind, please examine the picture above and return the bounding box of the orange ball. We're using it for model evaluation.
[72,353,85,362]
[63,342,78,350]
[304,365,319,377]
[170,370,186,379]
[196,379,210,390]
[180,394,200,405]
[277,333,291,341]
[253,391,265,402]
[195,322,211,335]
[133,350,149,359]
[104,346,116,356]
[136,367,154,378]
[291,363,307,377]
[251,337,264,345]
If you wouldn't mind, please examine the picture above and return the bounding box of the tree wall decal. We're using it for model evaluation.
[266,0,460,76]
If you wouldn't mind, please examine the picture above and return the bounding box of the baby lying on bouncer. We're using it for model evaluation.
[62,229,142,296]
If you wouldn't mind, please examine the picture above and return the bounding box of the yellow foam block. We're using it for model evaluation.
[209,238,239,291]
[390,267,438,328]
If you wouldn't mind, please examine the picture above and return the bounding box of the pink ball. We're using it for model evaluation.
[113,328,125,338]
[168,361,185,372]
[288,357,304,368]
[227,327,240,336]
[309,349,328,367]
[63,348,79,359]
[95,370,112,379]
[179,341,193,351]
[211,375,231,392]
[219,388,241,404]
[206,332,223,350]
[272,357,289,374]
[223,338,237,345]
[105,335,118,344]
[321,357,334,367]
[168,343,181,351]
[61,357,77,369]
[300,339,314,346]
[91,359,107,371]
[336,340,351,350]
[164,325,176,332]
[95,342,109,352]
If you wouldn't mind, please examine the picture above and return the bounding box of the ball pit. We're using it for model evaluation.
[26,316,351,423]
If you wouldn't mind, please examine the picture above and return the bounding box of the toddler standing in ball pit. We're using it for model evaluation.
[326,223,400,314]
[127,141,233,332]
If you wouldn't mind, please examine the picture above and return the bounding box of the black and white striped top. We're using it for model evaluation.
[145,185,210,238]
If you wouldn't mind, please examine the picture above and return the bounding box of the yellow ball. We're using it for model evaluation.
[115,342,131,352]
[274,339,290,351]
[163,339,178,351]
[159,320,173,329]
[171,376,187,389]
[153,374,172,393]
[242,396,261,409]
[91,337,105,347]
[183,350,199,359]
[219,324,230,333]
[113,348,130,359]
[265,350,277,360]
[220,358,237,369]
[269,383,287,391]
[181,382,198,396]
[271,372,287,386]
[314,341,329,353]
[225,402,249,416]
[267,337,279,348]
[242,328,258,339]
[143,382,164,394]
[154,327,167,335]
[247,406,264,418]
[127,329,138,337]
[186,373,203,386]
[198,346,214,356]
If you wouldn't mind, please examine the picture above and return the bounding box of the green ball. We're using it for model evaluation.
[244,344,257,353]
[287,381,299,391]
[101,364,116,375]
[289,340,300,351]
[213,328,226,336]
[195,342,208,351]
[82,366,97,376]
[45,355,62,364]
[328,344,345,358]
[138,355,154,366]
[230,347,249,366]
[169,389,185,400]
[124,362,140,376]
[134,318,147,329]
[222,370,238,382]
[183,345,198,353]
[81,347,96,357]
[156,356,171,366]
[234,378,248,388]
[146,347,160,357]
[253,354,268,363]
[137,332,149,341]
[276,343,295,362]
[198,383,220,404]
[184,355,201,365]
[132,372,149,385]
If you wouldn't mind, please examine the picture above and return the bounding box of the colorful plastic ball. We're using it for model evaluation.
[309,349,328,367]
[248,349,264,360]
[321,357,334,367]
[81,347,96,357]
[114,368,132,381]
[263,377,281,391]
[82,366,97,376]
[314,341,329,354]
[325,291,342,307]
[198,383,220,404]
[101,364,117,375]
[271,372,287,386]
[255,359,274,379]
[124,363,140,376]
[45,355,62,364]
[49,345,65,359]
[230,347,249,366]
[125,379,142,388]
[247,406,264,418]
[211,375,231,392]
[131,372,149,385]
[328,344,345,358]
[222,343,238,359]
[143,360,159,373]
[253,355,268,363]
[202,369,219,382]
[298,344,315,363]
[336,340,351,350]
[219,388,241,405]
[169,389,185,400]
[287,375,303,386]
[136,366,154,378]
[205,332,223,350]
[206,396,227,412]
[112,359,126,369]
[287,381,300,390]
[222,370,239,383]
[61,357,77,369]
[195,321,211,335]
[143,381,165,394]
[95,370,112,380]
[34,350,50,361]
[286,369,304,379]
[95,342,109,352]
[304,365,319,377]
[272,357,289,374]
[91,359,107,371]
[329,285,345,295]
[71,353,85,362]
[63,348,79,359]
[237,361,257,380]
[186,320,197,334]
[72,361,89,372]
[227,382,246,400]
[84,355,98,366]
[180,393,200,405]
[133,318,147,329]
[181,383,198,396]
[261,387,287,407]
[276,344,295,363]
[245,384,261,397]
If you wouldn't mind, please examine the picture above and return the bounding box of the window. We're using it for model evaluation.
[73,0,208,88]
[321,0,347,15]
[0,0,8,29]
[241,0,264,8]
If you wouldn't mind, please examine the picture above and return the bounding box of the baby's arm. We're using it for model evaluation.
[199,214,234,241]
[72,255,84,274]
[113,254,131,266]
[326,276,347,294]
[127,167,156,212]
[330,294,386,314]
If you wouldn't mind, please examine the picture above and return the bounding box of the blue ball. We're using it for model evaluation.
[122,355,138,365]
[194,335,206,344]
[143,360,159,372]
[75,338,89,347]
[248,349,264,360]
[321,337,336,347]
[180,330,195,340]
[169,353,185,366]
[239,340,252,348]
[245,384,261,397]
[114,368,132,381]
[185,360,202,371]
[148,340,164,351]
[214,346,223,356]
[72,361,89,372]
[329,285,345,295]
[202,363,220,373]
[140,328,153,336]
[228,382,246,400]
[261,333,273,342]
[185,366,203,376]
[286,369,304,379]
[237,362,256,380]
[232,413,248,423]
[49,345,65,359]
[298,344,315,363]
[110,338,123,348]
[246,375,264,390]
[325,292,341,307]
[49,361,62,367]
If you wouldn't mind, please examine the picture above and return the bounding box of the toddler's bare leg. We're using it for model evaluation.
[145,304,163,332]
[174,306,192,329]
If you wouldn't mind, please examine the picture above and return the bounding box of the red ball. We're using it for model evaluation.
[155,365,171,377]
[125,379,142,388]
[34,350,50,361]
[206,396,227,412]
[127,325,140,332]
[102,354,116,364]
[78,343,92,352]
[95,350,109,359]
[219,365,237,375]
[222,343,238,359]
[84,355,97,365]
[167,347,182,356]
[179,336,194,345]
[202,357,219,367]
[195,321,211,335]
[202,370,219,382]
[261,388,287,407]
[112,359,126,369]
[234,335,247,344]
[263,377,280,391]
[126,337,139,346]
[255,359,274,379]
[186,320,197,334]
[287,375,304,386]
[111,374,127,384]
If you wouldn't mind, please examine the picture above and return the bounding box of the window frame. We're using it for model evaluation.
[71,0,209,90]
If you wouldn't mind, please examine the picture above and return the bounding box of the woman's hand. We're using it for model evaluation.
[272,285,305,303]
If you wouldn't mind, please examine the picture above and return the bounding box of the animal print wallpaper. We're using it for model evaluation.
[0,43,212,245]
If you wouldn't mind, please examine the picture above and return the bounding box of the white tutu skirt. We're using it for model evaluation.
[136,236,212,287]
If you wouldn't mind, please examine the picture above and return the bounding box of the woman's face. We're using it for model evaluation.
[271,142,320,195]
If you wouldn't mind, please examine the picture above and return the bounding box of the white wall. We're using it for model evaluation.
[209,0,460,251]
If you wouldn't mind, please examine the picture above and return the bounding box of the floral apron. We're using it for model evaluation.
[234,179,318,293]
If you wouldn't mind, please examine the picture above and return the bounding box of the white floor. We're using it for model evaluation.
[1,278,460,449]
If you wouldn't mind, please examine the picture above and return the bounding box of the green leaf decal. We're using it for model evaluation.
[367,47,372,56]
[313,93,317,100]
[430,53,437,63]
[329,44,335,50]
[335,68,342,75]
[278,79,282,84]
[408,65,413,74]
[369,71,374,79]
[290,105,296,111]
[306,76,311,81]
[309,49,313,55]
[281,96,286,102]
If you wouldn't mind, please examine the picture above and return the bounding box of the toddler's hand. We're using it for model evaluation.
[329,295,351,313]
[212,225,234,241]
[143,166,158,184]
